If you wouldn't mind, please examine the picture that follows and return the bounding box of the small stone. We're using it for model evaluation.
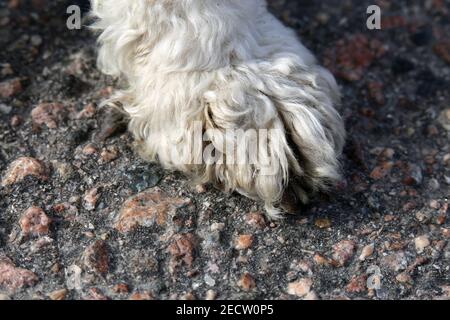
[94,107,127,141]
[402,164,423,186]
[396,272,413,284]
[195,184,206,193]
[129,292,153,300]
[50,263,60,274]
[370,162,393,180]
[234,235,253,250]
[112,283,129,294]
[314,218,331,229]
[47,289,67,300]
[439,286,450,299]
[99,146,119,163]
[31,103,65,129]
[245,212,266,228]
[204,274,216,287]
[415,211,432,224]
[0,103,12,114]
[237,273,256,292]
[402,201,417,212]
[360,107,375,117]
[30,35,42,47]
[76,103,96,119]
[287,278,312,297]
[10,115,21,126]
[429,199,441,210]
[0,63,13,77]
[125,166,163,193]
[168,233,197,272]
[180,292,196,300]
[210,222,225,232]
[316,12,329,24]
[0,16,9,26]
[414,235,430,253]
[410,256,430,269]
[294,260,312,273]
[82,240,109,275]
[0,78,22,98]
[303,291,318,300]
[436,212,447,225]
[85,288,108,300]
[367,81,385,105]
[1,157,47,186]
[442,228,450,239]
[359,243,375,261]
[381,252,407,272]
[29,236,53,252]
[332,240,356,267]
[424,151,438,165]
[426,125,439,136]
[382,147,396,158]
[207,262,219,274]
[345,275,367,293]
[429,200,440,209]
[69,196,80,204]
[8,0,20,9]
[437,108,450,131]
[64,51,88,75]
[313,253,331,266]
[82,144,97,156]
[205,289,217,300]
[0,257,38,290]
[0,294,11,300]
[385,240,407,251]
[428,178,440,191]
[83,188,99,211]
[115,188,190,233]
[50,162,72,182]
[443,153,450,166]
[65,265,82,290]
[97,86,114,97]
[412,254,430,268]
[19,206,51,236]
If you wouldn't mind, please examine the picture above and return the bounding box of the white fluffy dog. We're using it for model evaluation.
[90,0,346,219]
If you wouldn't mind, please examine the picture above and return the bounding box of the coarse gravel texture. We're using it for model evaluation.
[0,0,449,300]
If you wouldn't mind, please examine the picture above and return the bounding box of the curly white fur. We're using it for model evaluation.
[90,0,346,219]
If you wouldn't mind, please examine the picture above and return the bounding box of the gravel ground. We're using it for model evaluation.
[0,0,449,300]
